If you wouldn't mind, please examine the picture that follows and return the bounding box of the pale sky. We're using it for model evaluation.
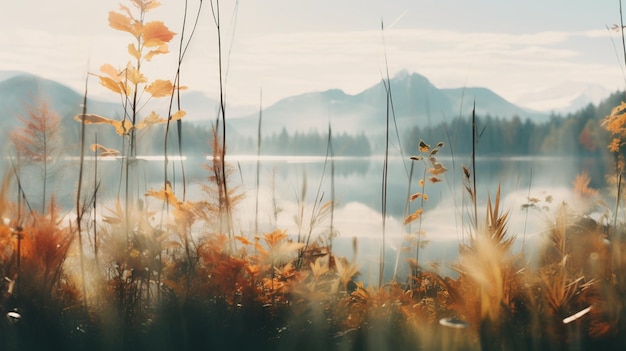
[0,0,624,111]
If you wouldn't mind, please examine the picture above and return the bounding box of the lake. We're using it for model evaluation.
[3,153,607,281]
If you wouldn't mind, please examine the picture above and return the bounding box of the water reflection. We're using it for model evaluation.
[0,153,602,283]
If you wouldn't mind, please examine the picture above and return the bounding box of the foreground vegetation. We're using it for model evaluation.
[2,1,626,350]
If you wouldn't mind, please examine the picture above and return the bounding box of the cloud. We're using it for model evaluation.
[0,11,620,110]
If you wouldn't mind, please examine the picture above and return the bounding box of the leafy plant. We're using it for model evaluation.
[10,99,62,213]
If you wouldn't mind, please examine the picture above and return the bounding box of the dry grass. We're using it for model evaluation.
[3,1,626,350]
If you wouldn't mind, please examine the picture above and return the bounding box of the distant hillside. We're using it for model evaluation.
[0,73,125,151]
[227,70,549,139]
[6,70,612,160]
[0,73,227,155]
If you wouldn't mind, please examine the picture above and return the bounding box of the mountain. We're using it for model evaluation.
[0,74,114,130]
[227,70,549,138]
[0,73,126,151]
[0,70,26,82]
[0,70,587,156]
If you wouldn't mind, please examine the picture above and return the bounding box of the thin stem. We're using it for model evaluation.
[472,102,478,231]
[76,74,89,310]
[255,89,263,235]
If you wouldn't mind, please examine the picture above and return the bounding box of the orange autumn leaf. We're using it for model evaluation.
[131,0,161,11]
[142,21,175,47]
[602,101,626,135]
[310,257,329,279]
[264,230,288,248]
[169,110,186,121]
[136,111,165,129]
[97,75,123,94]
[429,176,442,183]
[95,64,124,93]
[409,193,422,201]
[235,236,254,246]
[145,182,178,205]
[90,144,120,157]
[124,64,147,85]
[112,120,134,136]
[135,110,186,129]
[145,79,174,97]
[609,137,621,153]
[128,43,141,60]
[108,11,134,34]
[74,114,133,136]
[403,208,423,225]
[572,172,599,198]
[428,165,447,175]
[145,1,161,11]
[118,4,134,18]
[100,64,121,81]
[74,114,117,125]
[144,44,169,61]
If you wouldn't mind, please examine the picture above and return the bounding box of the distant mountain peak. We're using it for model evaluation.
[393,69,411,80]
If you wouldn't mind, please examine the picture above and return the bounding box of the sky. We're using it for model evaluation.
[0,0,625,112]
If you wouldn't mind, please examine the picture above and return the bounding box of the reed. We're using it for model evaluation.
[4,1,626,350]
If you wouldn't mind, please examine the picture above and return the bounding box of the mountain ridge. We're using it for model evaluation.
[227,70,550,138]
[0,70,605,143]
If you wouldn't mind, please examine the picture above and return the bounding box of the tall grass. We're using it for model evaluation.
[255,90,263,235]
[4,1,626,350]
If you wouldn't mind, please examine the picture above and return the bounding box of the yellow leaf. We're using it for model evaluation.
[76,115,133,135]
[310,257,329,279]
[100,64,121,81]
[142,21,175,47]
[264,230,288,248]
[136,111,166,129]
[75,114,116,125]
[609,137,621,153]
[129,249,141,258]
[145,79,173,98]
[119,4,133,18]
[429,176,442,183]
[170,110,186,121]
[131,0,161,11]
[97,76,122,94]
[145,182,178,205]
[428,165,447,175]
[128,43,141,60]
[130,0,143,9]
[409,193,422,201]
[98,65,130,95]
[90,144,120,157]
[114,120,134,135]
[572,171,599,198]
[108,11,133,33]
[144,44,169,61]
[403,208,423,225]
[124,64,147,85]
[144,0,161,11]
